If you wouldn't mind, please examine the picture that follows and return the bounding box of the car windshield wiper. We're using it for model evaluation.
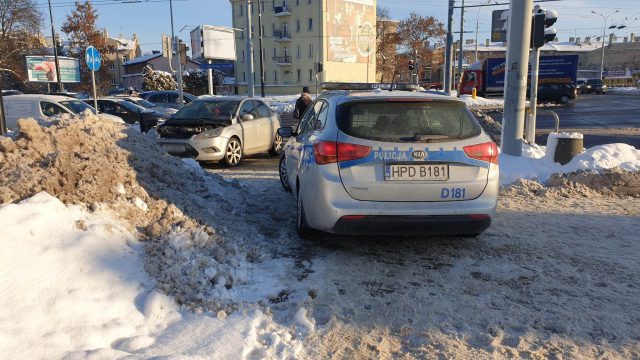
[409,134,453,143]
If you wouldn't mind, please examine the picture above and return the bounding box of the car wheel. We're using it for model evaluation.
[296,188,314,239]
[269,133,283,156]
[559,95,570,104]
[279,155,292,192]
[221,138,242,167]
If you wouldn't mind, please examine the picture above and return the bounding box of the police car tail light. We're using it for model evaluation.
[314,141,371,165]
[463,142,498,164]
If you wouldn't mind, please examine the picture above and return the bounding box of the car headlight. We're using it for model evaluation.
[194,127,224,140]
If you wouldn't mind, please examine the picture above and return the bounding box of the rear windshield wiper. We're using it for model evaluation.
[409,134,453,143]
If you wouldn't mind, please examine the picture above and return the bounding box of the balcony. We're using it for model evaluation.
[273,56,292,65]
[273,29,291,42]
[274,6,291,17]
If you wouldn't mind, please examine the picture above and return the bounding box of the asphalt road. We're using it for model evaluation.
[490,93,640,147]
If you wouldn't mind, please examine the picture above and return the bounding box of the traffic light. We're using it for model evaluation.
[408,59,415,71]
[531,6,557,48]
[315,61,324,73]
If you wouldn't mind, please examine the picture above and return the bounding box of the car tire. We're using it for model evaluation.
[269,133,283,156]
[221,137,242,167]
[279,155,292,192]
[559,95,570,104]
[296,188,314,239]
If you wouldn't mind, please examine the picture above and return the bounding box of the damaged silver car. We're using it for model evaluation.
[157,97,283,166]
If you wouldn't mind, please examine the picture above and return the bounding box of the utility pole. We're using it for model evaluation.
[457,0,465,93]
[245,0,255,97]
[47,0,63,92]
[444,0,455,94]
[501,0,533,156]
[257,0,266,97]
[592,10,619,80]
[526,46,540,144]
[169,0,184,108]
[207,60,214,95]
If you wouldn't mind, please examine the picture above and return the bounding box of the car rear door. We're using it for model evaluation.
[335,99,495,202]
[255,101,275,150]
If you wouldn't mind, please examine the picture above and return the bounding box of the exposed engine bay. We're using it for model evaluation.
[157,125,222,139]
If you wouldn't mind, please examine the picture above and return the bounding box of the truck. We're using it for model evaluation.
[460,55,579,97]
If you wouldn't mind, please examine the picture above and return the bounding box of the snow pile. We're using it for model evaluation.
[0,192,302,359]
[460,94,504,108]
[471,109,502,144]
[261,95,299,114]
[500,141,640,191]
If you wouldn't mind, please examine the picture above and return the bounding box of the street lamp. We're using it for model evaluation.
[592,9,619,80]
[169,0,184,107]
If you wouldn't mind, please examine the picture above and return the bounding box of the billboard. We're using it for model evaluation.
[191,25,236,61]
[326,0,375,63]
[25,56,81,83]
[485,55,579,89]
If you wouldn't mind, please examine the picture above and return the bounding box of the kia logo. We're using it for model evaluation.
[412,150,427,160]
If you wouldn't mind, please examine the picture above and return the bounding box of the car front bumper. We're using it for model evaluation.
[157,136,229,161]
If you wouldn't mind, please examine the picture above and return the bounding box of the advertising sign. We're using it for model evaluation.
[485,55,579,89]
[326,0,375,63]
[25,56,81,83]
[191,25,236,61]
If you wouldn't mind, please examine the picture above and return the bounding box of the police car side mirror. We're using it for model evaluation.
[242,114,254,121]
[278,127,295,138]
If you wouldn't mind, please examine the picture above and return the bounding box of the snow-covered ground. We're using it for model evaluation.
[608,87,640,95]
[1,114,639,359]
[460,94,505,108]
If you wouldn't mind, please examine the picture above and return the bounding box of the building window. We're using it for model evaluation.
[296,45,301,58]
[274,70,278,82]
[308,18,313,31]
[309,69,313,81]
[239,4,243,16]
[296,20,300,32]
[111,78,117,85]
[243,72,246,82]
[240,30,244,39]
[110,63,115,71]
[253,72,256,82]
[242,50,246,61]
[262,48,266,60]
[308,0,311,4]
[261,25,265,36]
[273,47,277,58]
[296,0,299,5]
[308,44,314,58]
[261,1,264,12]
[122,55,128,62]
[297,69,301,82]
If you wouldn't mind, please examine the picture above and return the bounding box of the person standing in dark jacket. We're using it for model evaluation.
[293,86,312,119]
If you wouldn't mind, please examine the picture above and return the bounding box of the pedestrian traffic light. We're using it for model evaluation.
[408,60,415,71]
[316,61,324,73]
[531,6,557,48]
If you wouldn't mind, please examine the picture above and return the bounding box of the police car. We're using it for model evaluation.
[278,83,499,238]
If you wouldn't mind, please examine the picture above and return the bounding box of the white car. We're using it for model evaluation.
[156,97,283,166]
[2,94,122,130]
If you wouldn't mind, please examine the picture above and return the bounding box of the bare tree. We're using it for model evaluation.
[62,1,113,94]
[376,7,399,83]
[0,0,45,86]
[397,12,446,82]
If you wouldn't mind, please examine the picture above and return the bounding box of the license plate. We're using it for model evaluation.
[163,144,185,153]
[384,164,449,181]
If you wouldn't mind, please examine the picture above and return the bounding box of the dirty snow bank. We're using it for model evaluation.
[460,94,504,108]
[608,87,640,95]
[500,142,640,188]
[0,113,312,356]
[0,192,301,359]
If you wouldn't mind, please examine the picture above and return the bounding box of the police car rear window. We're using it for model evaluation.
[337,101,480,143]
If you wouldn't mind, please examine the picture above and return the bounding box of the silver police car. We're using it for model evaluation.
[278,83,499,237]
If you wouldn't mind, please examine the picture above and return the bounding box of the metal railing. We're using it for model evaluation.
[273,29,290,39]
[273,55,292,64]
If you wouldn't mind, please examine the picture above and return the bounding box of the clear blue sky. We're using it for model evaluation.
[41,0,640,54]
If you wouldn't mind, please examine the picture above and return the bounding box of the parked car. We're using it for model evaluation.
[139,90,197,110]
[534,83,577,104]
[47,92,90,99]
[83,98,161,127]
[156,97,283,166]
[117,96,177,119]
[278,83,499,238]
[2,94,122,130]
[1,90,23,96]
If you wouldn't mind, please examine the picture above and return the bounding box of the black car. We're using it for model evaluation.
[85,98,160,128]
[532,83,577,104]
[582,78,607,94]
[139,90,196,110]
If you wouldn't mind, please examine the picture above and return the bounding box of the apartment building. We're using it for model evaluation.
[230,0,376,95]
[104,32,142,91]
